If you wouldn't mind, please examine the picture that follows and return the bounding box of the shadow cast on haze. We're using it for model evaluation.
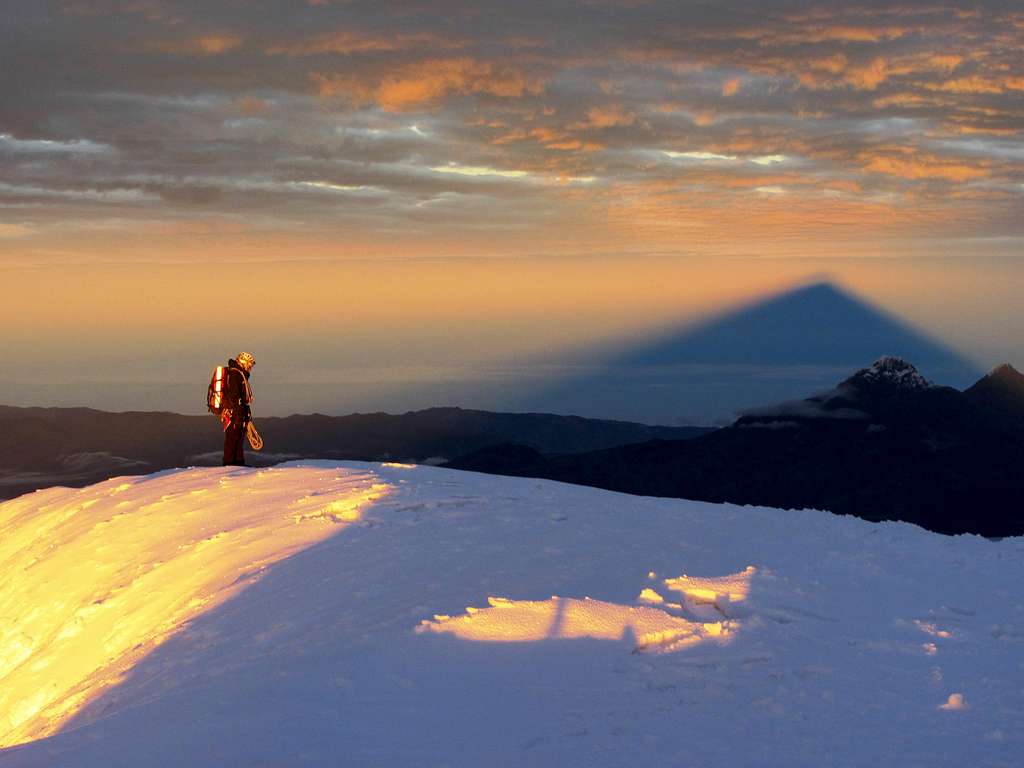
[505,280,981,426]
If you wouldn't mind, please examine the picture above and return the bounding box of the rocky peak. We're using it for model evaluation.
[843,356,932,392]
[985,363,1024,384]
[964,363,1024,413]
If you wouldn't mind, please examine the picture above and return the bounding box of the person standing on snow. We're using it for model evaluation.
[221,352,255,466]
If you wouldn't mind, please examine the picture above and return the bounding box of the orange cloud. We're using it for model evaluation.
[268,31,461,56]
[799,56,890,90]
[544,138,604,151]
[545,139,585,150]
[722,77,742,96]
[926,75,1006,94]
[925,54,963,71]
[808,24,910,42]
[269,31,398,55]
[530,127,561,142]
[730,23,913,45]
[568,105,636,129]
[942,123,1019,137]
[153,34,243,56]
[810,54,849,74]
[872,91,955,109]
[494,126,603,152]
[238,97,268,115]
[490,128,529,145]
[862,154,990,181]
[847,57,890,89]
[313,57,544,111]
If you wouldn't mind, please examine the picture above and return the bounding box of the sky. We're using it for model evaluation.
[1,1,1022,420]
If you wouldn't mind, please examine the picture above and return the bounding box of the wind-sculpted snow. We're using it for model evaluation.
[418,595,735,654]
[2,462,1023,767]
[417,568,753,654]
[0,465,389,747]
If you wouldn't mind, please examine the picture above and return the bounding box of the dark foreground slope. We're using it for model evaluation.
[449,360,1024,537]
[0,405,710,500]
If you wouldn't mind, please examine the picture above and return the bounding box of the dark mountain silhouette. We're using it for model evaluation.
[964,364,1024,426]
[449,359,1024,537]
[518,281,981,424]
[0,405,710,501]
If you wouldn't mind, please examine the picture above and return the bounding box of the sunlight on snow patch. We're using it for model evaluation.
[940,693,968,711]
[664,566,755,604]
[638,588,666,605]
[417,596,734,654]
[0,466,390,748]
[417,567,754,655]
[915,620,953,638]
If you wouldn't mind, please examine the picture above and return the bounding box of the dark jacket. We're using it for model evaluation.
[223,359,252,425]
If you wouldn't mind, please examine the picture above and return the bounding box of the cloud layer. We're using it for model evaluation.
[0,0,1020,262]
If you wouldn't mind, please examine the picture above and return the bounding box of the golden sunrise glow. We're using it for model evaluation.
[1,4,1021,762]
[0,467,389,748]
[0,1,1021,414]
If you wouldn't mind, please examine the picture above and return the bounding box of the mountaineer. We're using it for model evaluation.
[209,352,256,467]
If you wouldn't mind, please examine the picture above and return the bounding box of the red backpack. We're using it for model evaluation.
[207,365,227,415]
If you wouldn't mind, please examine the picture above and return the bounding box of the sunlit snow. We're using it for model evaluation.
[1,461,1022,767]
[417,568,753,653]
[0,466,389,747]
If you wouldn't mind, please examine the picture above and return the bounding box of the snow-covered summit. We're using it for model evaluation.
[843,355,933,391]
[1,462,1022,767]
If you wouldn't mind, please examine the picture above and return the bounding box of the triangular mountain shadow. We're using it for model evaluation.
[511,282,981,425]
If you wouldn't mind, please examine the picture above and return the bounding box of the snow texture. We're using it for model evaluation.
[1,461,1022,767]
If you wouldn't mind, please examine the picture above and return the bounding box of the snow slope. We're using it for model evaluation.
[1,462,1022,767]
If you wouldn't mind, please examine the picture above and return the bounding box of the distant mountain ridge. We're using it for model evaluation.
[448,359,1024,537]
[0,405,711,501]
